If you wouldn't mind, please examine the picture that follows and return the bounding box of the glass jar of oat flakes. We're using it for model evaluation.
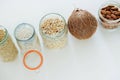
[39,13,68,49]
[98,1,120,30]
[0,25,18,62]
[14,23,41,54]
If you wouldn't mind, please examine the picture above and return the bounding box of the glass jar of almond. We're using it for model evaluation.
[98,1,120,30]
[39,13,68,49]
[0,25,18,62]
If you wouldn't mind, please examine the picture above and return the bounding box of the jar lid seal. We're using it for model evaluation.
[23,50,43,70]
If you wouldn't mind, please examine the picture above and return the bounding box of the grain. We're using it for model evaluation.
[0,29,5,41]
[40,17,67,49]
[0,28,18,62]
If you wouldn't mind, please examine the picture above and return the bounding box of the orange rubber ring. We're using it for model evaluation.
[23,50,43,70]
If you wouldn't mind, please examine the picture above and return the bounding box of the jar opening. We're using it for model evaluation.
[14,23,35,42]
[39,13,66,39]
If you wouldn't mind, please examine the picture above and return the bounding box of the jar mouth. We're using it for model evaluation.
[14,23,35,42]
[98,1,120,23]
[39,13,66,39]
[0,25,8,45]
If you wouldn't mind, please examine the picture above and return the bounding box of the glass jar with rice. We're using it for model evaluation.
[0,25,18,62]
[14,23,41,54]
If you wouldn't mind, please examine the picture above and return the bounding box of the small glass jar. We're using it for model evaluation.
[98,1,120,30]
[0,25,18,62]
[14,23,41,54]
[39,13,68,49]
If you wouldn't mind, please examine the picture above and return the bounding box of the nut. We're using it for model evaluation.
[100,5,120,20]
[106,11,111,15]
[115,11,120,16]
[111,7,118,11]
[106,15,111,19]
[111,14,117,20]
[101,10,106,14]
[100,5,120,29]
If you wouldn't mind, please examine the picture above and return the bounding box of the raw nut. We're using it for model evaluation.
[106,15,111,19]
[100,5,120,20]
[111,14,117,20]
[100,5,120,29]
[106,11,111,15]
[115,11,120,16]
[118,16,120,18]
[111,7,118,11]
[105,6,111,10]
[101,10,106,14]
[112,11,117,14]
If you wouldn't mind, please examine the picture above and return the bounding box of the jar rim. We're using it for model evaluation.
[39,13,67,39]
[0,25,8,45]
[14,23,35,42]
[98,1,120,23]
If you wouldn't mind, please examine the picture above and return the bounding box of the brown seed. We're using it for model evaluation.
[111,7,118,11]
[112,11,117,14]
[106,11,111,15]
[101,10,106,14]
[105,6,111,10]
[102,14,106,18]
[106,15,111,19]
[115,11,120,16]
[111,14,117,20]
[116,16,120,19]
[108,5,114,8]
[118,16,120,18]
[102,7,107,10]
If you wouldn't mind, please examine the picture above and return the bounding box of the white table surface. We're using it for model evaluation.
[0,0,120,80]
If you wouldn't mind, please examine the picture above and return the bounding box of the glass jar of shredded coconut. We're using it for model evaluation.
[39,13,68,49]
[0,25,18,62]
[14,23,41,54]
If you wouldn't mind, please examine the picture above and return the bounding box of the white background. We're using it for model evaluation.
[0,0,120,80]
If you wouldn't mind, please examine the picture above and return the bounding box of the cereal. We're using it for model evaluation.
[41,18,64,37]
[0,29,5,41]
[40,13,68,49]
[0,27,18,62]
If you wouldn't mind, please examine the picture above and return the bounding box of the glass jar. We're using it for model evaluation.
[39,13,68,49]
[0,25,18,62]
[98,1,120,30]
[14,23,41,54]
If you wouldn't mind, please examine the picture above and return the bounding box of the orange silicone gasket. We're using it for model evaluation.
[23,50,43,70]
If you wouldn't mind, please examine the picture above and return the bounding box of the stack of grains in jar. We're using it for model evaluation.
[14,23,41,54]
[39,13,68,49]
[0,26,18,62]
